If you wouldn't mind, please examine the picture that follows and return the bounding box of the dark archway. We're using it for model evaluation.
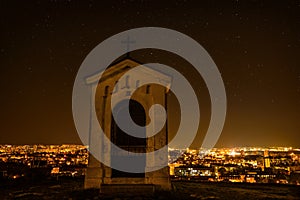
[111,99,146,177]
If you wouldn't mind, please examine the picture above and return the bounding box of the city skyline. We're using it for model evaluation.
[1,143,299,198]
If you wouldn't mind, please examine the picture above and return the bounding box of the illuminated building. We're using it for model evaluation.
[263,150,271,169]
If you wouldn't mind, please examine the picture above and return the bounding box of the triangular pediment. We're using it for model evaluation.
[85,58,172,90]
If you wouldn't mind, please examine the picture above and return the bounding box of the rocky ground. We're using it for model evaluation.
[172,181,300,200]
[1,178,300,200]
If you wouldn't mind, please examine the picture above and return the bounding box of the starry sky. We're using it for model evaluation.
[0,0,300,147]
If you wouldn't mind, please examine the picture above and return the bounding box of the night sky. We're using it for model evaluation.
[0,0,300,148]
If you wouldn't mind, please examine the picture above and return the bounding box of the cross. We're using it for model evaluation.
[121,36,136,58]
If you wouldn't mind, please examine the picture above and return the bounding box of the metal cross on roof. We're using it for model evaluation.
[121,36,136,58]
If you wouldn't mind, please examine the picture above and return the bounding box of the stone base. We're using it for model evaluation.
[84,177,102,189]
[84,166,171,191]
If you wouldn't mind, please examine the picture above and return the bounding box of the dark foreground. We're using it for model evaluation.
[1,178,300,200]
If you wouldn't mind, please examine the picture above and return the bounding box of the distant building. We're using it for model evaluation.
[263,150,271,169]
[174,166,213,178]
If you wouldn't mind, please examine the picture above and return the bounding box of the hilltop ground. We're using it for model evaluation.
[1,178,300,200]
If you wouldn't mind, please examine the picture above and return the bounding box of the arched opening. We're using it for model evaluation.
[111,99,146,177]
